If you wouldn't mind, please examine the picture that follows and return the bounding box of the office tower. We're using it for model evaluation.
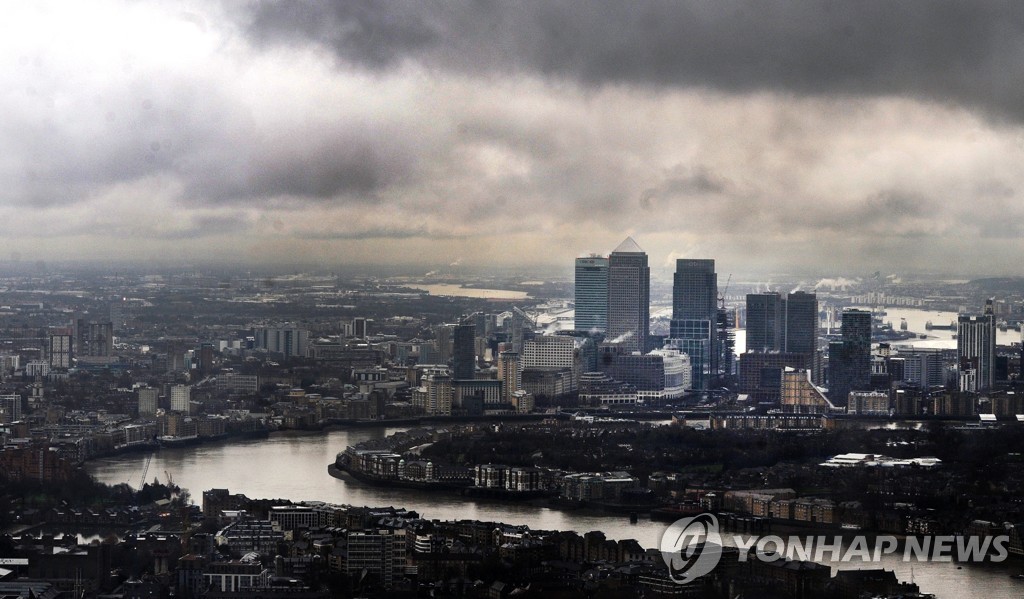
[452,323,477,380]
[574,256,609,332]
[827,309,872,405]
[520,336,576,371]
[958,300,996,392]
[785,292,818,357]
[669,259,717,388]
[746,293,785,352]
[170,384,191,413]
[667,319,712,390]
[138,387,159,417]
[521,335,579,395]
[673,259,717,321]
[745,291,817,356]
[48,332,72,369]
[613,349,691,403]
[607,237,650,353]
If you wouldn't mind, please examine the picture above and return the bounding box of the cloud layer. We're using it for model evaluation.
[2,1,1024,276]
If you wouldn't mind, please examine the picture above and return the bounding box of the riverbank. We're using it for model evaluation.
[328,462,663,518]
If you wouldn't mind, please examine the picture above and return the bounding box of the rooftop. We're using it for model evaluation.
[612,236,644,254]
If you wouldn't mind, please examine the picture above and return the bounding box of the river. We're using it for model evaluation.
[86,427,1024,598]
[855,307,1022,350]
[411,284,529,299]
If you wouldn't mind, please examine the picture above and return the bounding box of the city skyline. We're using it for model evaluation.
[2,3,1024,276]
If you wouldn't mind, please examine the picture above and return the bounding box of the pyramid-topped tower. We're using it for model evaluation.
[607,237,650,353]
[612,236,644,254]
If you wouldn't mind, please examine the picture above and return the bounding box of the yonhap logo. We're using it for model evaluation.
[660,512,1011,586]
[660,513,723,584]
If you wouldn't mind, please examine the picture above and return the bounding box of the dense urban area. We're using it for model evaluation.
[3,251,1024,598]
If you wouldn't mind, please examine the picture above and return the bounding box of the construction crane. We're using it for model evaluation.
[718,274,732,309]
[138,453,152,489]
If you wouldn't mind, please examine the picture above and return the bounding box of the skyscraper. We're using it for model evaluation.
[784,291,818,358]
[452,323,477,380]
[670,259,717,388]
[958,300,996,392]
[498,350,521,402]
[606,237,650,353]
[574,256,609,332]
[672,259,717,321]
[827,309,871,405]
[746,292,784,352]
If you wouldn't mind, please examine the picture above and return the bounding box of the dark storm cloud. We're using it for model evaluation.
[247,1,1024,120]
[0,73,403,209]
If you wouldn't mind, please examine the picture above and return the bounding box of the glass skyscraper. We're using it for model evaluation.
[606,237,649,353]
[672,259,717,321]
[671,259,717,388]
[827,309,871,405]
[746,292,785,352]
[574,256,609,332]
[785,291,818,358]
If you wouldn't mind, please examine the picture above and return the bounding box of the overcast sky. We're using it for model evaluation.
[4,1,1024,277]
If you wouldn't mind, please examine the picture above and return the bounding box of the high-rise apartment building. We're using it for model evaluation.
[574,256,609,332]
[896,347,946,389]
[498,350,521,402]
[75,320,114,358]
[170,384,191,413]
[412,367,453,416]
[48,332,72,369]
[958,300,996,392]
[138,387,159,417]
[606,237,650,353]
[255,326,308,358]
[346,529,407,589]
